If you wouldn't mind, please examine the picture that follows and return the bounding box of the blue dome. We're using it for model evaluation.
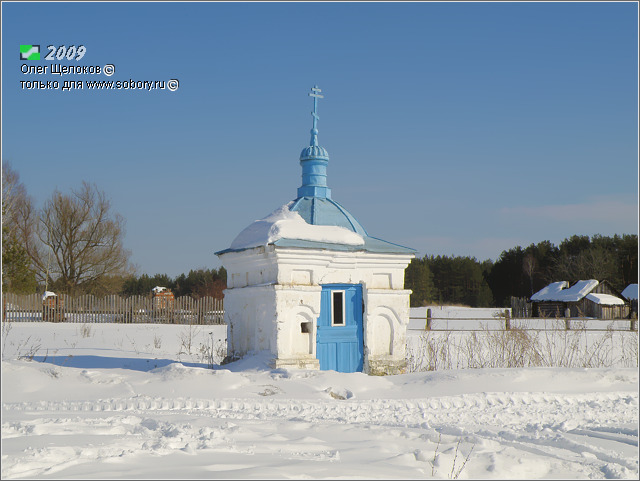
[214,86,416,257]
[300,145,329,161]
[289,196,368,237]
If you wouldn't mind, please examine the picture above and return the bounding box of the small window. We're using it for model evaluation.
[332,291,345,326]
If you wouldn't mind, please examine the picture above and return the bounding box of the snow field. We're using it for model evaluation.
[1,316,638,479]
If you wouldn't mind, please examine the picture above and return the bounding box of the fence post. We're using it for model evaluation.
[631,312,637,332]
[425,308,432,331]
[504,310,511,330]
[510,297,521,319]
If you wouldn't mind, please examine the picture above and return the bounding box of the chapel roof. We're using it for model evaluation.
[216,86,415,257]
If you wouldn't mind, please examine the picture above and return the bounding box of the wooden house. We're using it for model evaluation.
[531,280,629,319]
[42,291,65,322]
[151,286,175,310]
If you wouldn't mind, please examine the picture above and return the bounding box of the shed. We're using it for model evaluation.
[215,86,415,374]
[531,280,629,319]
[151,286,175,309]
[42,291,65,322]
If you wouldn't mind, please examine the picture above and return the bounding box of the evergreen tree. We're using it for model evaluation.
[405,258,436,307]
[121,273,173,296]
[2,162,37,293]
[120,268,227,298]
[173,268,226,298]
[414,255,494,307]
[486,246,528,307]
[1,228,37,293]
[614,234,638,288]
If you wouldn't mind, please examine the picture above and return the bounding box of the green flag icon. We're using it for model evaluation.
[20,45,40,60]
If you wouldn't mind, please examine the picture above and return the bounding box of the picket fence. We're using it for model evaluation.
[3,293,224,325]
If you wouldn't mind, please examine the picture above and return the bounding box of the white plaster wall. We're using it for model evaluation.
[223,246,278,289]
[274,249,411,290]
[219,246,414,373]
[273,285,321,362]
[364,288,412,363]
[223,285,277,357]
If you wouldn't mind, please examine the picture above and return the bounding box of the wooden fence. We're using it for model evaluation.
[409,316,637,332]
[510,296,533,318]
[2,293,224,325]
[410,307,637,332]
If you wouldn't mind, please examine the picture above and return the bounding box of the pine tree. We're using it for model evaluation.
[2,226,37,293]
[2,162,37,293]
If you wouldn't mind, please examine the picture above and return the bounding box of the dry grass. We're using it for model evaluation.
[177,326,226,368]
[78,323,93,338]
[407,325,638,372]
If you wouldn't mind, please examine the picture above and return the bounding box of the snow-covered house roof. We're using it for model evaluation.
[42,291,57,301]
[621,284,638,300]
[530,281,568,301]
[530,280,599,302]
[585,293,626,306]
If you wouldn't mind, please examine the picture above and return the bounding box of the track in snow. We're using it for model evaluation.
[3,392,638,479]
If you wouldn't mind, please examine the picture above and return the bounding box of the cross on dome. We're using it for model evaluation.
[309,86,323,147]
[298,85,330,198]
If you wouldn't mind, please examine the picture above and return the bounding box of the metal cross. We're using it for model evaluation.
[309,85,323,135]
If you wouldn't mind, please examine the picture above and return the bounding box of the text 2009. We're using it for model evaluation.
[45,45,86,61]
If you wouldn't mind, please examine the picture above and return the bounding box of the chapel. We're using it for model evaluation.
[216,87,415,374]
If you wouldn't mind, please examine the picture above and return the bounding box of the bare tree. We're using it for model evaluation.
[522,253,536,296]
[33,182,132,295]
[2,162,28,223]
[553,247,618,284]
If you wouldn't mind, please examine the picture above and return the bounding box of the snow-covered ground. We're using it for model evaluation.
[2,314,638,479]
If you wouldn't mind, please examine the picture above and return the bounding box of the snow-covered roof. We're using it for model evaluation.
[227,202,365,252]
[621,284,638,300]
[216,86,415,258]
[530,281,568,301]
[531,280,599,302]
[585,293,626,306]
[151,286,167,293]
[217,201,415,256]
[42,291,57,301]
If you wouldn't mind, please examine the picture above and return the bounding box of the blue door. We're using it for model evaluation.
[316,284,364,373]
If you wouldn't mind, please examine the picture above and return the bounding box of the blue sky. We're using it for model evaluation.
[2,1,638,277]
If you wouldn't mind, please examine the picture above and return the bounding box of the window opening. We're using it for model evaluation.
[332,291,345,326]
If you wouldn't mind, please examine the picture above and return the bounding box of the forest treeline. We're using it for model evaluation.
[5,165,636,307]
[120,268,227,299]
[406,234,638,307]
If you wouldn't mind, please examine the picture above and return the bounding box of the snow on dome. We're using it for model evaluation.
[621,284,638,300]
[585,293,626,306]
[531,280,599,302]
[230,202,365,251]
[152,286,167,293]
[42,291,57,301]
